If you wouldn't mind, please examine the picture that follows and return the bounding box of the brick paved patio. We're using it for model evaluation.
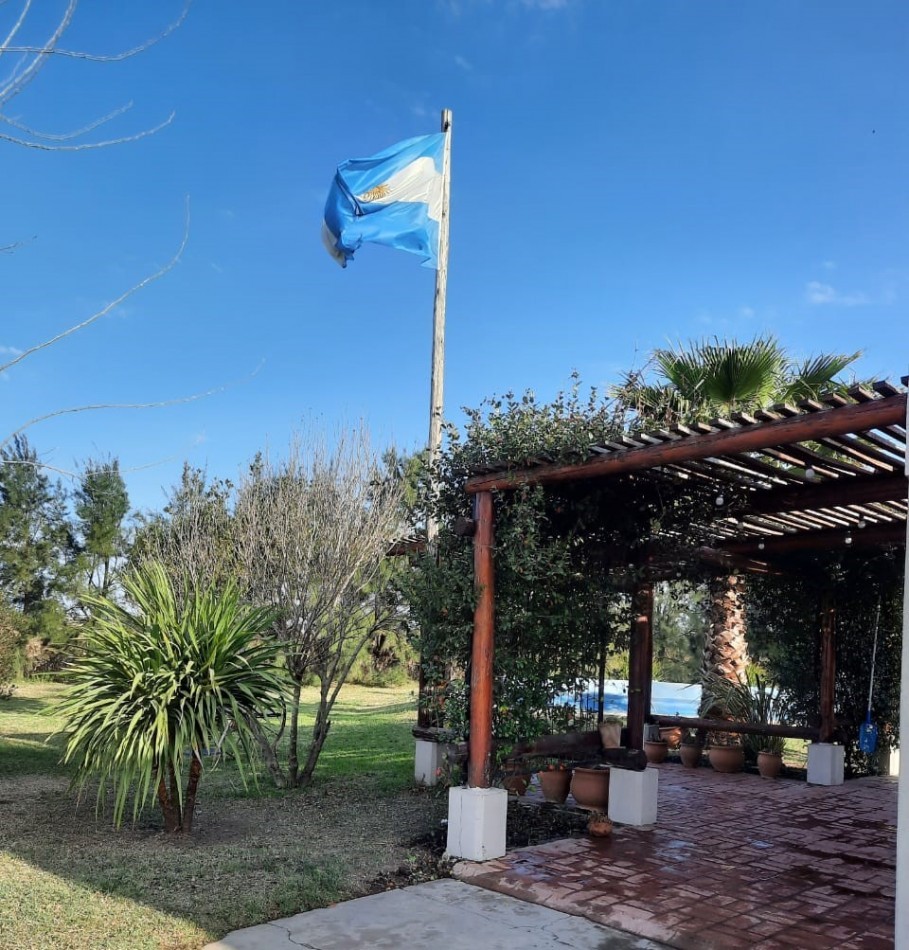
[453,764,896,949]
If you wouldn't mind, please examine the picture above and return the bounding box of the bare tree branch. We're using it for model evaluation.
[0,202,189,377]
[2,358,264,449]
[0,0,189,147]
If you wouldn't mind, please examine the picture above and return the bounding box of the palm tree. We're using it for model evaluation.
[617,336,860,683]
[59,562,283,833]
[617,336,860,426]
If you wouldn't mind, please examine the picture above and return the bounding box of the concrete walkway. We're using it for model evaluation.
[204,878,664,949]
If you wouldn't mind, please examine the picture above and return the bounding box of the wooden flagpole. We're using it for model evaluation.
[416,110,451,730]
[426,108,452,544]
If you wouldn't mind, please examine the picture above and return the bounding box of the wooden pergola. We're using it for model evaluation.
[456,382,909,940]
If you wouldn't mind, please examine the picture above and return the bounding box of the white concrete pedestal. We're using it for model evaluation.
[807,742,845,786]
[878,745,900,777]
[446,786,507,861]
[608,766,658,826]
[414,738,455,786]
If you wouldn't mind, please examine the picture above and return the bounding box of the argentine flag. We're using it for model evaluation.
[322,132,445,269]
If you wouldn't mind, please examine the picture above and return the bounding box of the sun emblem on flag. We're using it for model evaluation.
[358,183,391,202]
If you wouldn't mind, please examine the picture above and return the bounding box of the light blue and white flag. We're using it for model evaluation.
[322,132,445,269]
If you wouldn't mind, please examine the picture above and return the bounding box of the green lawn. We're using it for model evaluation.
[0,681,445,950]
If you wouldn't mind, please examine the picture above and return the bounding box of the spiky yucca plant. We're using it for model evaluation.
[59,562,283,833]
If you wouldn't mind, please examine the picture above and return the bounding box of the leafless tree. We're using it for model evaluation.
[233,425,405,788]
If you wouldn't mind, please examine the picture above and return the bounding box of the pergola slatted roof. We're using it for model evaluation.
[465,384,908,557]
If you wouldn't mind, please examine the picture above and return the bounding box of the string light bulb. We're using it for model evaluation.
[845,531,853,546]
[805,466,817,481]
[715,493,725,507]
[858,518,867,529]
[758,541,765,551]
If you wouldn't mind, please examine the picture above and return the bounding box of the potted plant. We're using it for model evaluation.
[537,760,572,803]
[501,770,531,795]
[570,764,610,810]
[708,733,745,773]
[643,737,668,764]
[700,670,792,774]
[598,716,623,749]
[757,734,786,779]
[679,729,703,768]
[587,810,613,838]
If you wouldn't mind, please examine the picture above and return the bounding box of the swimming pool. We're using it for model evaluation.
[556,679,701,718]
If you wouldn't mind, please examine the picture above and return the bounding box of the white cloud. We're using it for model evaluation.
[411,103,428,118]
[738,306,755,319]
[454,54,473,71]
[804,281,869,307]
[822,260,836,271]
[0,345,23,356]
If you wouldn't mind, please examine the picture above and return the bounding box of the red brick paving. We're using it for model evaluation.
[453,764,896,948]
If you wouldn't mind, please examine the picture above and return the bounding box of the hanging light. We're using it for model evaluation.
[758,541,766,551]
[805,466,817,481]
[715,493,725,507]
[845,531,853,546]
[858,518,867,529]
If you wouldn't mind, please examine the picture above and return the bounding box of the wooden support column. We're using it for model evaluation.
[627,579,654,750]
[819,591,836,743]
[468,491,495,788]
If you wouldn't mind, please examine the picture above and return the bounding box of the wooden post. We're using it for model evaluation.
[819,591,836,743]
[468,491,495,788]
[627,579,654,750]
[426,108,452,544]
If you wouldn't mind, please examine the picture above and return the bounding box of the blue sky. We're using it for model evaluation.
[3,0,906,512]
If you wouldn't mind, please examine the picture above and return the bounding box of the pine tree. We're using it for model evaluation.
[0,437,73,638]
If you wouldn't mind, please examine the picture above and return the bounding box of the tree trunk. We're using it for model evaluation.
[299,688,332,787]
[156,774,179,833]
[181,755,203,834]
[703,574,749,683]
[247,715,287,788]
[287,679,302,787]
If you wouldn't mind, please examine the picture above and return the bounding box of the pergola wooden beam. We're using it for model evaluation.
[748,473,907,515]
[466,394,907,494]
[721,521,905,555]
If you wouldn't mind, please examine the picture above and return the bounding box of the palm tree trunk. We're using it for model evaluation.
[702,574,749,683]
[156,774,179,833]
[181,755,203,833]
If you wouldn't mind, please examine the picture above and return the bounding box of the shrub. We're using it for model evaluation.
[58,562,284,833]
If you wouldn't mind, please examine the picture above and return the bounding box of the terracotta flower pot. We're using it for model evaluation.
[587,814,613,838]
[644,739,668,764]
[538,768,571,803]
[502,773,530,795]
[570,766,610,810]
[709,745,745,774]
[757,751,783,779]
[679,743,702,768]
[598,720,622,749]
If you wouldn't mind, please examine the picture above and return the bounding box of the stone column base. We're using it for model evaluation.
[414,738,455,786]
[446,786,507,861]
[608,766,658,826]
[807,742,845,786]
